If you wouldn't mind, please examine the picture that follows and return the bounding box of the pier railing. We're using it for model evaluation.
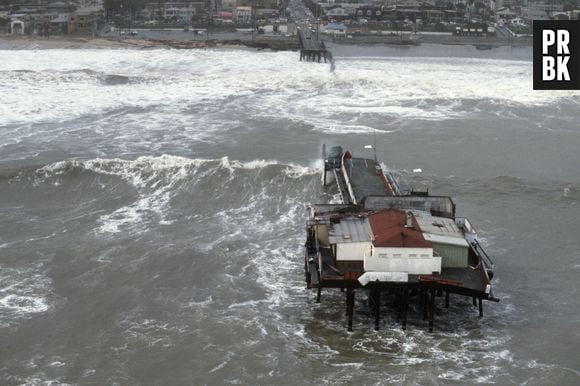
[340,154,357,205]
[471,239,494,271]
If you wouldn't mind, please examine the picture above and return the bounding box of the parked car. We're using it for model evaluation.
[510,18,528,27]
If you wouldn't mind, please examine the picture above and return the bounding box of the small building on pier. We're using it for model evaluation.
[366,209,441,275]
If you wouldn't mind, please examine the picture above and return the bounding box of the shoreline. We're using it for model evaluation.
[0,33,532,51]
[0,34,301,51]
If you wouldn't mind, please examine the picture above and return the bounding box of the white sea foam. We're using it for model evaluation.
[0,267,52,326]
[118,315,189,348]
[0,294,49,314]
[2,49,578,143]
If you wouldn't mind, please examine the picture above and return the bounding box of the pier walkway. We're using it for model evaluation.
[345,157,398,202]
[324,151,401,205]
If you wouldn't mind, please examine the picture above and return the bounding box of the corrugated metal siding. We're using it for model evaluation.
[433,243,468,268]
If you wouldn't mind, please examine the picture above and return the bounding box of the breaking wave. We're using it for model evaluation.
[2,48,580,129]
[17,155,320,234]
[0,69,138,85]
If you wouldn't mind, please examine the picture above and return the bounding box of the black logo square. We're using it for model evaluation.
[533,20,580,90]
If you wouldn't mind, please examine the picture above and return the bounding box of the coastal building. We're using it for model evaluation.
[163,2,202,20]
[234,6,252,24]
[326,6,350,20]
[10,19,25,34]
[570,10,580,19]
[75,0,104,9]
[49,14,68,34]
[355,6,384,21]
[235,0,278,9]
[212,11,234,24]
[494,7,517,22]
[140,2,205,22]
[221,0,238,11]
[321,3,359,19]
[551,12,570,20]
[321,22,346,35]
[67,8,102,35]
[0,1,103,36]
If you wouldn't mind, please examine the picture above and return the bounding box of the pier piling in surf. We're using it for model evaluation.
[298,28,332,64]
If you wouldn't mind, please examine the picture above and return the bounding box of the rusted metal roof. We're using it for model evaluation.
[367,208,432,249]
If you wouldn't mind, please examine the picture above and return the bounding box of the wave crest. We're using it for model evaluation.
[32,155,319,234]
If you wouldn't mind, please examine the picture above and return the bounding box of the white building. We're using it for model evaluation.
[234,6,252,24]
[327,209,442,276]
[365,209,441,275]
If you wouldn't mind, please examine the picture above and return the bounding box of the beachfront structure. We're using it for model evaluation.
[2,6,102,36]
[234,6,252,24]
[10,19,25,34]
[68,8,100,35]
[321,22,346,35]
[140,2,205,22]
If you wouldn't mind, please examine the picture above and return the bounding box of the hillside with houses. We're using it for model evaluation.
[1,0,579,39]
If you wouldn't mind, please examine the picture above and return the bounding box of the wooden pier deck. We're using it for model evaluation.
[345,157,397,201]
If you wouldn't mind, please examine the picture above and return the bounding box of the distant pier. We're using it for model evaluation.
[298,28,332,63]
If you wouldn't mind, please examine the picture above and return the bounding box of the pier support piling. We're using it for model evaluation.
[429,290,435,333]
[402,290,409,331]
[346,289,355,331]
[445,291,450,309]
[478,297,483,318]
[316,287,321,303]
[423,290,429,320]
[374,289,381,331]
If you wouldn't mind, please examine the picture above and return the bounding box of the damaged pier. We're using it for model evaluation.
[298,28,332,63]
[305,145,499,332]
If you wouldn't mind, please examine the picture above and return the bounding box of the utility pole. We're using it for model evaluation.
[251,0,255,41]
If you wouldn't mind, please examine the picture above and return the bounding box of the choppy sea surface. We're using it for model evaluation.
[1,44,579,385]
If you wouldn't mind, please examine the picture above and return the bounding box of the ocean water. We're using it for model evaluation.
[1,44,579,385]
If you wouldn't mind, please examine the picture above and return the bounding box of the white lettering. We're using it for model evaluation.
[543,30,555,54]
[543,56,556,81]
[557,30,570,55]
[557,56,571,80]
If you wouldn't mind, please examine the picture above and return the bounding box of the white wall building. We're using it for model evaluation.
[327,209,443,275]
[234,6,252,24]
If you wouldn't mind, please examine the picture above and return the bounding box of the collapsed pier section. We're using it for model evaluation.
[305,146,498,332]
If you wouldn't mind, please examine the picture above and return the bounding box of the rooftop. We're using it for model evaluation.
[412,210,469,247]
[328,217,372,244]
[368,208,432,249]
